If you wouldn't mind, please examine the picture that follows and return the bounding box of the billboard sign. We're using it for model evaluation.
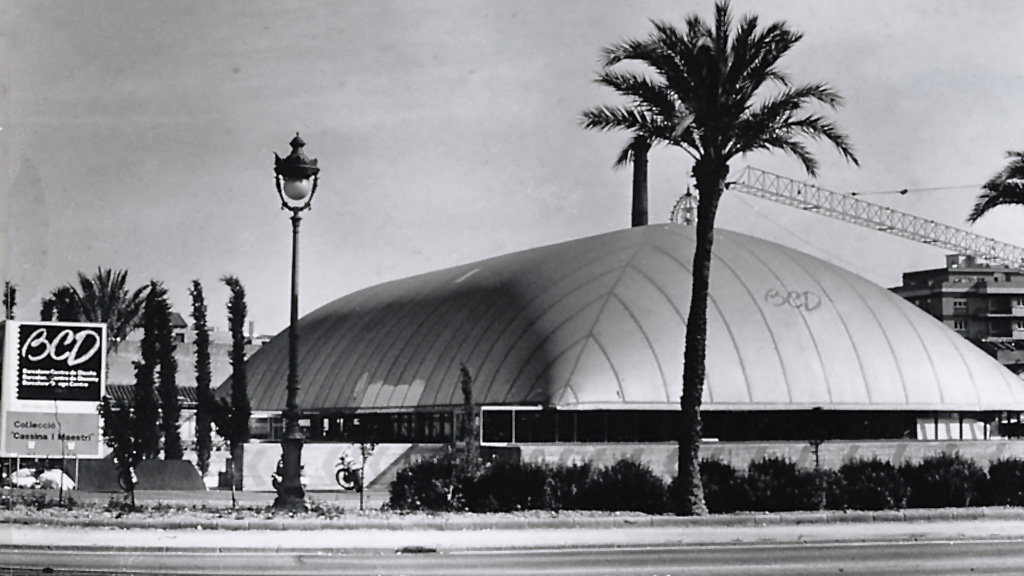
[1,321,107,457]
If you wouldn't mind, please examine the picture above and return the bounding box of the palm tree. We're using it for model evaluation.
[594,1,858,515]
[969,151,1024,223]
[40,286,81,322]
[581,74,686,227]
[71,268,149,351]
[3,281,16,320]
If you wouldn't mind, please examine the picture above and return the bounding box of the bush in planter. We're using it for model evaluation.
[820,468,846,511]
[744,456,827,512]
[691,458,748,514]
[463,460,551,512]
[987,457,1024,506]
[836,457,907,510]
[901,452,987,508]
[545,461,593,511]
[577,458,669,513]
[388,454,470,512]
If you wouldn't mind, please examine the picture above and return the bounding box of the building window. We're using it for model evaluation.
[953,299,967,309]
[953,320,966,331]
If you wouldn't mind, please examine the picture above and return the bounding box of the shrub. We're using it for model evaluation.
[901,452,987,508]
[388,454,469,512]
[545,461,593,511]
[987,457,1024,506]
[464,460,551,512]
[820,468,846,511]
[744,456,827,512]
[2,492,78,511]
[693,458,748,514]
[577,458,669,514]
[837,458,907,510]
[105,495,136,514]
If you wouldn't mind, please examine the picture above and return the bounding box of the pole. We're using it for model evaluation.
[274,212,306,511]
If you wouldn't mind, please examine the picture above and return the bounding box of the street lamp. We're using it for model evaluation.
[272,133,320,511]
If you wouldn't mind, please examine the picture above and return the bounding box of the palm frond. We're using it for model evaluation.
[970,152,1024,222]
[726,83,858,173]
[612,135,651,169]
[970,181,1024,223]
[986,151,1024,186]
[760,135,819,176]
[580,105,661,135]
[594,70,679,119]
[66,267,148,350]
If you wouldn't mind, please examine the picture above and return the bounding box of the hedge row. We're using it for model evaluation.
[388,455,670,513]
[387,452,1024,514]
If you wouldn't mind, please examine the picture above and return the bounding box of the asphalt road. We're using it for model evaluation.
[5,539,1024,575]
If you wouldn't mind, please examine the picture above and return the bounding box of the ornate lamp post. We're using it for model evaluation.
[670,186,698,226]
[272,133,320,511]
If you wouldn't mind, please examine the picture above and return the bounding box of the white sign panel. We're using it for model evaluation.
[1,321,107,457]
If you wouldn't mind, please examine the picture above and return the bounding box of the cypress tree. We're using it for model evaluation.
[152,282,182,460]
[215,275,250,492]
[459,363,479,464]
[100,396,142,508]
[133,283,163,459]
[189,280,213,475]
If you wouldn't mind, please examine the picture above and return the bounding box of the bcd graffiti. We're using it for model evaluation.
[764,288,822,311]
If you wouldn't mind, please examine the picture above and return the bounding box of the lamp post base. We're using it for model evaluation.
[272,491,307,512]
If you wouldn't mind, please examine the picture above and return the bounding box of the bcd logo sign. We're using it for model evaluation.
[14,322,106,402]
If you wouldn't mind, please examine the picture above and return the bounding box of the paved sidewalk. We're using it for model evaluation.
[5,501,1024,531]
[4,489,1024,553]
[5,518,1024,553]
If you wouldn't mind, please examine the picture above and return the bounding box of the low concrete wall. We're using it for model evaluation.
[242,442,444,492]
[76,456,205,492]
[521,440,1024,479]
[237,439,1024,490]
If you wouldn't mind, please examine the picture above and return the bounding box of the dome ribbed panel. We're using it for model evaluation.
[239,224,1024,413]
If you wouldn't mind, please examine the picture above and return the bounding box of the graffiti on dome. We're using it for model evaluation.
[764,287,822,312]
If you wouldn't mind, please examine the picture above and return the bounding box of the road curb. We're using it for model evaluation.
[4,506,1024,531]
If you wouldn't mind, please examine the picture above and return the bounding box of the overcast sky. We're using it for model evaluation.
[3,0,1024,335]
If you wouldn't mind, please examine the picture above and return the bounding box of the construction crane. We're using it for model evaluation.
[671,166,1024,269]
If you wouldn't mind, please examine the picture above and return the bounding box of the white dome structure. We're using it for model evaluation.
[242,224,1024,425]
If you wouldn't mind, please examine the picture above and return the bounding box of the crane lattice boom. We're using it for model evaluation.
[730,166,1024,269]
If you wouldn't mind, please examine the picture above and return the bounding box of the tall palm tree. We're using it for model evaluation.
[581,71,689,227]
[3,281,16,320]
[595,1,858,515]
[969,151,1024,223]
[71,268,149,352]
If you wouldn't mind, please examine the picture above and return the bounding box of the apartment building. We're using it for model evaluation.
[892,254,1024,372]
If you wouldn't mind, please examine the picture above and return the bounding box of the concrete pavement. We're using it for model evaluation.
[4,518,1024,553]
[4,504,1024,553]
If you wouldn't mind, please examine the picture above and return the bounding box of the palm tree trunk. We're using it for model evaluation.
[631,141,650,227]
[677,160,728,516]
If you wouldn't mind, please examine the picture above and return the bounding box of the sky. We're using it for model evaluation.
[3,0,1024,336]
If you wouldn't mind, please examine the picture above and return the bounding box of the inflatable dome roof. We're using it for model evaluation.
[243,224,1024,413]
